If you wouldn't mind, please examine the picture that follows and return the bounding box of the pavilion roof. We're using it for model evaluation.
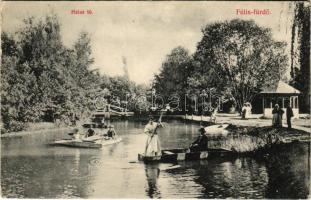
[260,80,300,94]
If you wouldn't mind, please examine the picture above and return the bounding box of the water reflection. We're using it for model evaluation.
[265,143,310,199]
[162,157,268,198]
[1,151,97,198]
[145,163,161,198]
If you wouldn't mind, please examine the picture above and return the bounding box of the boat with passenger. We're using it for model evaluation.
[138,122,234,163]
[52,125,122,148]
[138,148,234,163]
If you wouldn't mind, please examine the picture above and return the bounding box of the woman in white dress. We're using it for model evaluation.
[144,117,162,156]
[244,102,252,119]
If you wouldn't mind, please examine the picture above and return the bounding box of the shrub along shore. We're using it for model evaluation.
[208,124,310,153]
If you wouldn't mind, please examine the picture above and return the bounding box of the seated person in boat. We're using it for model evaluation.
[107,125,116,138]
[69,128,80,140]
[86,128,95,138]
[101,117,105,124]
[189,128,208,152]
[97,117,106,128]
[73,128,81,140]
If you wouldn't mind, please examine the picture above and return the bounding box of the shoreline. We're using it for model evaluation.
[1,113,310,138]
[144,113,310,133]
[1,126,73,138]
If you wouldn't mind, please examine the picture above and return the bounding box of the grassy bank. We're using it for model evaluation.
[1,122,73,138]
[207,124,310,153]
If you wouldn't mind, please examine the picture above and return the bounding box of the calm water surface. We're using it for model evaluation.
[1,120,310,198]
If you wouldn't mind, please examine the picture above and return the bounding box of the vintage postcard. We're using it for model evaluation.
[1,1,310,199]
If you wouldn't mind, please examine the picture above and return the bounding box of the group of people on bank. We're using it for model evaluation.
[241,102,252,119]
[241,102,294,129]
[272,104,294,129]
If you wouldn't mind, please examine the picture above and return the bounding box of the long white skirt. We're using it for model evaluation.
[145,135,162,156]
[272,113,278,126]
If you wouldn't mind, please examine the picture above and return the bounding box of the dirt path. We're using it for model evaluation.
[185,113,311,133]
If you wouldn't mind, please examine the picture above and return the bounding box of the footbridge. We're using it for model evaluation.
[93,104,134,118]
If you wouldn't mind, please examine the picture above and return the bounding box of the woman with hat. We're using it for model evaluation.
[272,104,284,127]
[144,116,163,157]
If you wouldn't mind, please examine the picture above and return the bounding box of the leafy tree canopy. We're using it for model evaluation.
[194,19,288,109]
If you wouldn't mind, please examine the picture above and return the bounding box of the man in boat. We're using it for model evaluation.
[107,125,116,138]
[86,128,95,137]
[189,127,208,152]
[144,116,162,157]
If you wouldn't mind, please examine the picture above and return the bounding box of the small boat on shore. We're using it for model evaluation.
[138,148,234,163]
[204,124,229,136]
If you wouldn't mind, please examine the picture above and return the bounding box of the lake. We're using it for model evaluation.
[1,120,310,198]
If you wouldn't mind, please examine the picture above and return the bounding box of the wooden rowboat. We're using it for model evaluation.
[52,136,122,149]
[138,148,234,163]
[53,139,102,148]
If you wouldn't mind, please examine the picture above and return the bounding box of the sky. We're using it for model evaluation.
[2,1,294,85]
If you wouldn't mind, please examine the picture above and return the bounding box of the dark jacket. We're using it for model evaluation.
[286,107,294,118]
[192,134,208,149]
[272,108,284,116]
[87,128,95,137]
[272,108,278,114]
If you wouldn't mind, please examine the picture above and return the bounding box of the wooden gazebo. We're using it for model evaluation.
[260,81,300,118]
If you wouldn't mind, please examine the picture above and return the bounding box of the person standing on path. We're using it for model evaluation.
[286,105,294,129]
[245,102,252,119]
[272,104,279,127]
[272,104,284,127]
[241,103,247,119]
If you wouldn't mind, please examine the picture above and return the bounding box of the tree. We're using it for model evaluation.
[1,15,100,131]
[1,14,151,132]
[194,19,288,110]
[154,46,192,101]
[290,2,310,112]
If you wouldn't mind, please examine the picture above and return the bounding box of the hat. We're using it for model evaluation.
[73,128,79,133]
[199,127,206,133]
[149,116,154,121]
[108,125,114,128]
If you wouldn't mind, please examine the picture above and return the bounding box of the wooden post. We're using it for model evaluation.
[262,97,265,116]
[282,97,284,109]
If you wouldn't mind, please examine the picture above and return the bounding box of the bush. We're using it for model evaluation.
[4,120,29,132]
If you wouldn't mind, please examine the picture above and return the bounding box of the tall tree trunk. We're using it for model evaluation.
[290,2,310,112]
